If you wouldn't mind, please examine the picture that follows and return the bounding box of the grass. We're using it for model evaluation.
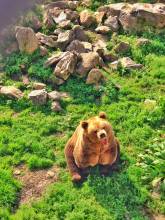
[0,9,165,220]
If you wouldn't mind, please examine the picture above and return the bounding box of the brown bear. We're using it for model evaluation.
[64,112,120,182]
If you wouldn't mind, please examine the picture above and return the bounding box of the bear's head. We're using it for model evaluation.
[81,112,113,145]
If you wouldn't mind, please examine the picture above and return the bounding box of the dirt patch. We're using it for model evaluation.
[143,208,165,220]
[14,164,59,204]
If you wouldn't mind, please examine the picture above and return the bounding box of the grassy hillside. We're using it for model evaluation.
[0,1,165,220]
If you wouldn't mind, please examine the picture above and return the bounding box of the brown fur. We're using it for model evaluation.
[64,112,120,182]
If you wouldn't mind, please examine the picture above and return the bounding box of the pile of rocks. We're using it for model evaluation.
[2,1,165,106]
[28,88,67,112]
[0,82,69,111]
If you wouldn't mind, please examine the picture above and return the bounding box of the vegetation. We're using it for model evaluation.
[0,1,165,219]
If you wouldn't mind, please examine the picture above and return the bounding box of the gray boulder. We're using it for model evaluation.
[28,89,47,105]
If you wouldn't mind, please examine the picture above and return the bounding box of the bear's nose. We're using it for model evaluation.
[100,133,106,139]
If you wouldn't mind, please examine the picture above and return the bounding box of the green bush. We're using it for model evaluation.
[0,169,21,210]
[28,155,53,170]
[4,50,52,81]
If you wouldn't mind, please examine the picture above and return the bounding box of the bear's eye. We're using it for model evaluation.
[103,126,106,130]
[94,130,97,134]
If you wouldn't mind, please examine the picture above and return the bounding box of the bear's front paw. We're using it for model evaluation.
[72,173,82,182]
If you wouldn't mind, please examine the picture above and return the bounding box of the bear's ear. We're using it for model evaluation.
[99,112,107,119]
[81,121,88,130]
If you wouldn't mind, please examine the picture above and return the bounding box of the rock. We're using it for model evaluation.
[45,52,64,67]
[95,11,105,24]
[119,57,143,70]
[93,39,107,57]
[93,39,107,50]
[45,1,78,10]
[103,52,118,62]
[49,75,65,85]
[76,52,104,77]
[54,28,63,35]
[14,169,21,175]
[81,0,92,7]
[51,101,62,112]
[64,9,79,22]
[40,46,48,56]
[48,91,62,101]
[79,10,96,27]
[53,11,67,24]
[0,86,23,99]
[33,82,46,90]
[86,68,104,85]
[15,26,39,54]
[114,41,130,53]
[95,26,110,34]
[136,38,151,46]
[99,3,165,31]
[48,91,69,100]
[54,52,78,80]
[98,3,125,17]
[59,20,71,29]
[153,214,165,220]
[119,3,165,31]
[57,30,74,50]
[151,191,161,200]
[66,40,87,53]
[43,9,55,28]
[110,60,120,70]
[81,42,92,52]
[36,32,57,48]
[22,74,30,85]
[46,171,55,178]
[72,25,88,41]
[28,89,47,105]
[104,16,119,32]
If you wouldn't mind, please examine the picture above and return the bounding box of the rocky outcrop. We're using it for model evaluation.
[0,86,23,99]
[15,26,39,53]
[98,3,165,31]
[9,1,162,89]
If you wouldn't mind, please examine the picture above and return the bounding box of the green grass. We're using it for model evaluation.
[0,20,165,220]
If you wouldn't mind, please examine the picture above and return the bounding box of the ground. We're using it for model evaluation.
[0,1,165,220]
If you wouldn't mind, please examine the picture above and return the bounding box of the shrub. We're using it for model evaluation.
[0,169,21,210]
[28,155,53,170]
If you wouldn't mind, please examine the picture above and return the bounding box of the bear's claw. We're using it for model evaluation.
[72,173,82,182]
